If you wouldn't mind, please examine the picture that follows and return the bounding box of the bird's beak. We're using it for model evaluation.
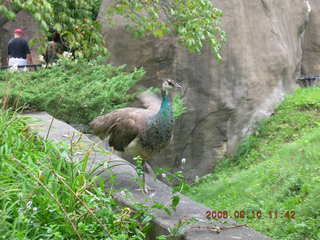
[174,82,183,88]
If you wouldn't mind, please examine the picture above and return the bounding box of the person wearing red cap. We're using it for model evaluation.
[7,28,33,70]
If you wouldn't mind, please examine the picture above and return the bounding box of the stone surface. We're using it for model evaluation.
[25,112,272,240]
[98,0,313,181]
[301,0,320,76]
[0,11,40,66]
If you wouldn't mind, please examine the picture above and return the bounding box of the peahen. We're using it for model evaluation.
[89,79,182,193]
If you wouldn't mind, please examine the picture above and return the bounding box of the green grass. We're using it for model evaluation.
[0,109,152,239]
[186,86,320,240]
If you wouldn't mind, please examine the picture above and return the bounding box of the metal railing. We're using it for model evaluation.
[0,64,43,71]
[297,76,320,87]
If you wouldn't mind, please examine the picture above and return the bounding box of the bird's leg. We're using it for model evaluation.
[133,156,154,194]
[142,162,155,194]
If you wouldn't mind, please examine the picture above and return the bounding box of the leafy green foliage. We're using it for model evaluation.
[153,167,188,217]
[2,0,225,60]
[0,109,153,239]
[186,86,320,240]
[173,94,187,120]
[106,0,225,60]
[0,1,19,21]
[1,0,106,58]
[0,57,144,124]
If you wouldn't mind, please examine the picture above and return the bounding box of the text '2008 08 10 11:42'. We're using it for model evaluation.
[205,210,296,220]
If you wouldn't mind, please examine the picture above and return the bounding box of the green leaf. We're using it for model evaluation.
[54,23,62,32]
[171,195,180,211]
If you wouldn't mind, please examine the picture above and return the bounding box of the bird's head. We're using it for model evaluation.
[162,78,182,91]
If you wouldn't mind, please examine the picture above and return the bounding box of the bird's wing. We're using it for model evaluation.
[137,91,161,113]
[90,108,151,151]
[108,117,140,151]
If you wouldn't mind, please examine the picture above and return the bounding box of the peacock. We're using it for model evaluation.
[89,78,182,193]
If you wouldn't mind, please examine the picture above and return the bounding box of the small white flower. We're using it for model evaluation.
[161,173,167,178]
[32,207,38,212]
[149,192,156,198]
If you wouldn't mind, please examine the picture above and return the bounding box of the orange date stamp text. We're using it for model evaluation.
[205,210,296,220]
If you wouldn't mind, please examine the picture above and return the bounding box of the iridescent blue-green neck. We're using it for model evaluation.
[141,89,174,151]
[157,90,173,119]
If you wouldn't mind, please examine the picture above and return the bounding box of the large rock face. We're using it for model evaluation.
[98,0,316,181]
[0,11,40,66]
[302,0,320,75]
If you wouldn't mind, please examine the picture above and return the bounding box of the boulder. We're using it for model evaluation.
[98,0,312,181]
[302,0,320,76]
